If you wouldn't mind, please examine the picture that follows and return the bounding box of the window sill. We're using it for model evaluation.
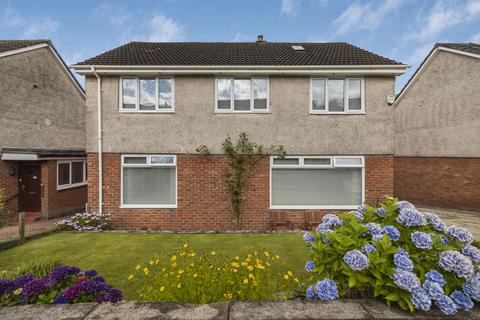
[270,205,360,210]
[57,182,87,191]
[309,111,366,115]
[214,110,271,114]
[120,204,177,209]
[119,110,175,114]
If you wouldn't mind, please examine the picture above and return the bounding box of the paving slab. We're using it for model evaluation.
[230,300,371,320]
[0,303,96,320]
[84,301,229,320]
[419,207,480,240]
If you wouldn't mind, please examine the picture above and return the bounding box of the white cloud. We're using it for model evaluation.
[471,32,480,43]
[333,0,405,35]
[280,0,299,17]
[1,4,59,38]
[407,42,434,65]
[148,13,184,42]
[405,0,480,42]
[95,2,131,28]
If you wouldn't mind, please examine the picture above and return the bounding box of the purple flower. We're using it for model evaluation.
[352,211,364,222]
[315,279,338,301]
[382,225,400,241]
[357,205,368,213]
[20,278,49,302]
[411,231,433,250]
[394,248,413,272]
[425,270,446,287]
[13,274,36,289]
[411,287,431,311]
[321,214,343,228]
[435,295,458,315]
[462,245,480,264]
[396,209,426,227]
[362,243,376,254]
[303,232,314,245]
[48,265,80,282]
[423,212,446,232]
[462,275,480,301]
[446,226,473,244]
[438,250,474,279]
[374,207,387,216]
[450,291,474,311]
[84,270,98,278]
[305,286,317,300]
[343,250,369,271]
[305,261,315,272]
[394,201,416,213]
[391,269,421,292]
[0,279,15,295]
[423,280,444,300]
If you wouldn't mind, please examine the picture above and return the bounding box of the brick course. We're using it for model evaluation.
[0,160,19,214]
[87,154,393,231]
[394,157,480,212]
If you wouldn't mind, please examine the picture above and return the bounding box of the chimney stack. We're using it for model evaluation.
[256,35,265,43]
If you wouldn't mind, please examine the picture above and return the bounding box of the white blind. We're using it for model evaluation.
[123,167,176,205]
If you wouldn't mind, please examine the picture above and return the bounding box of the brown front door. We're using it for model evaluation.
[19,165,41,212]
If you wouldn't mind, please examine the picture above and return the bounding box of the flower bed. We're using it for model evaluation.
[303,197,479,315]
[56,212,111,231]
[0,265,122,305]
[128,243,299,303]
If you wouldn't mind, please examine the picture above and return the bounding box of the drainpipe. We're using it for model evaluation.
[91,67,103,213]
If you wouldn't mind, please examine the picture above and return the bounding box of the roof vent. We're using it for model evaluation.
[256,35,265,43]
[292,45,305,51]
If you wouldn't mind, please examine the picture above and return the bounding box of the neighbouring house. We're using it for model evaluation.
[72,37,408,230]
[0,40,87,221]
[395,43,480,212]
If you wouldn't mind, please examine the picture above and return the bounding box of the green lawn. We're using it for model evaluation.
[0,232,309,300]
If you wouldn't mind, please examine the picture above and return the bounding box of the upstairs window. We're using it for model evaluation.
[216,78,269,112]
[121,77,174,112]
[310,78,364,114]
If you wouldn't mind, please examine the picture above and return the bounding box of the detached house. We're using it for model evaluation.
[395,43,480,212]
[72,37,408,230]
[0,40,86,219]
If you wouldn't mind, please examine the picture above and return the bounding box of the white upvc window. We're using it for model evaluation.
[310,78,365,114]
[57,160,87,190]
[215,77,269,113]
[270,156,364,209]
[120,77,175,112]
[121,155,177,208]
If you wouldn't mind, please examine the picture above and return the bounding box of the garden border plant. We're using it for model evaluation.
[197,132,286,229]
[302,197,480,316]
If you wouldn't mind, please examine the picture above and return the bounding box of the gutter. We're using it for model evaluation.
[91,67,103,213]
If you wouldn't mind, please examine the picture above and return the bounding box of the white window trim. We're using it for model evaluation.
[119,77,175,113]
[120,154,177,209]
[309,78,365,114]
[269,155,365,210]
[214,77,270,113]
[57,160,87,190]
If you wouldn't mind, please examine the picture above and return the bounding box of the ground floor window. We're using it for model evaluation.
[57,160,87,190]
[270,156,364,209]
[121,155,177,208]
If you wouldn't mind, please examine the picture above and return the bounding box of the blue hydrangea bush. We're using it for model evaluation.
[0,265,122,305]
[303,197,480,315]
[56,211,111,231]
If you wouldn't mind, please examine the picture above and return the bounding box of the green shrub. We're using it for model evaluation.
[127,242,300,303]
[303,197,479,315]
[0,258,61,279]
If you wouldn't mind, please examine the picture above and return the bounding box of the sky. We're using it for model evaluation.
[1,0,479,92]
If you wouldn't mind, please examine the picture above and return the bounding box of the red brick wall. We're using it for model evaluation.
[0,160,19,214]
[41,160,87,218]
[87,154,394,231]
[394,157,480,212]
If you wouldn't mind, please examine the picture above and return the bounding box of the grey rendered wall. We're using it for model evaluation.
[395,50,480,157]
[0,47,85,150]
[85,75,395,155]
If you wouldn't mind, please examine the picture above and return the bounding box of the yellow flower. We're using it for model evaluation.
[128,274,134,280]
[294,278,299,283]
[247,265,254,271]
[243,278,249,284]
[248,273,254,279]
[172,262,177,268]
[263,250,270,257]
[287,271,293,276]
[143,268,149,275]
[266,262,271,267]
[177,283,182,289]
[235,256,240,260]
[193,273,198,278]
[149,260,155,265]
[13,288,22,295]
[224,292,233,299]
[188,252,197,257]
[211,251,216,256]
[190,263,195,267]
[171,255,177,262]
[155,259,159,265]
[254,251,258,256]
[232,268,238,273]
[160,286,165,292]
[180,251,186,256]
[283,274,289,280]
[135,264,141,270]
[183,243,188,248]
[178,269,184,274]
[275,255,280,260]
[162,268,166,272]
[231,262,240,268]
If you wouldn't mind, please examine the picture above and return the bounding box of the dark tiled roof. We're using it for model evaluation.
[0,40,49,54]
[436,42,480,56]
[1,147,85,158]
[75,42,403,66]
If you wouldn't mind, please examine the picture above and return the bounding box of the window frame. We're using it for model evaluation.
[214,77,270,113]
[119,77,175,113]
[120,154,177,209]
[269,155,365,210]
[309,78,365,114]
[57,160,87,190]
